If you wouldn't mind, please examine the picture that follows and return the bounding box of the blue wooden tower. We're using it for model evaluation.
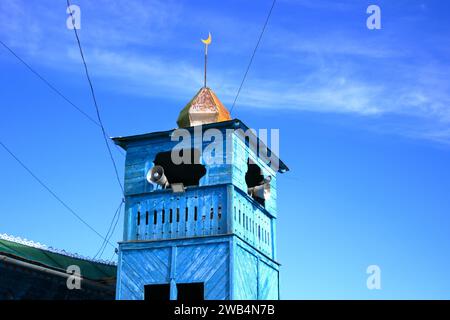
[112,87,288,300]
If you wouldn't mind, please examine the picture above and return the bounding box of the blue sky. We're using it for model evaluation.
[1,0,450,299]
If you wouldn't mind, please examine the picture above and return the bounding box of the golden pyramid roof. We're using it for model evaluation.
[177,87,231,128]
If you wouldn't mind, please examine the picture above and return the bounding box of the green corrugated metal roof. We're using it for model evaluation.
[0,238,116,281]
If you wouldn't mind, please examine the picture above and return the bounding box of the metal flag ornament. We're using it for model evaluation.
[201,32,212,87]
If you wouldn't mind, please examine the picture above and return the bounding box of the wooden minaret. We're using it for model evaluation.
[113,37,288,300]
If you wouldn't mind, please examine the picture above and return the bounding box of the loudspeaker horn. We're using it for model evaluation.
[248,176,271,200]
[147,165,169,188]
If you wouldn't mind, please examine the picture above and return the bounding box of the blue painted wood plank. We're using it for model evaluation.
[117,122,282,300]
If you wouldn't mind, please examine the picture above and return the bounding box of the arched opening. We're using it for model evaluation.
[153,148,206,187]
[245,159,266,206]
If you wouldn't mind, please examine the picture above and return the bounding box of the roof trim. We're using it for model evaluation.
[0,233,115,266]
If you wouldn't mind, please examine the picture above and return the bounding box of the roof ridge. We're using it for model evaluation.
[0,233,116,266]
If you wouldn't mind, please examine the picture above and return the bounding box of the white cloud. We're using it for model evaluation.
[75,48,204,96]
[1,0,449,143]
[224,76,384,115]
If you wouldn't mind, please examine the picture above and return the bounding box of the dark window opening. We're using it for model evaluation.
[176,208,180,223]
[169,209,173,223]
[176,283,204,301]
[137,211,141,225]
[245,136,251,148]
[194,206,198,221]
[210,207,214,219]
[245,159,266,206]
[144,284,170,301]
[153,210,157,225]
[185,207,189,222]
[162,209,165,224]
[145,211,149,225]
[153,149,206,188]
[218,205,222,219]
[245,160,264,188]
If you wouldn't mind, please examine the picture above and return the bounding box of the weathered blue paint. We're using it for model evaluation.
[113,119,287,300]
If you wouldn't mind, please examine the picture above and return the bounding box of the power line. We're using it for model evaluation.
[0,7,125,258]
[93,201,121,259]
[1,36,123,260]
[98,201,122,258]
[0,140,115,249]
[1,39,96,128]
[230,0,277,113]
[66,1,125,261]
[98,201,122,259]
[67,0,124,194]
[0,39,125,157]
[94,199,123,259]
[1,34,125,248]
